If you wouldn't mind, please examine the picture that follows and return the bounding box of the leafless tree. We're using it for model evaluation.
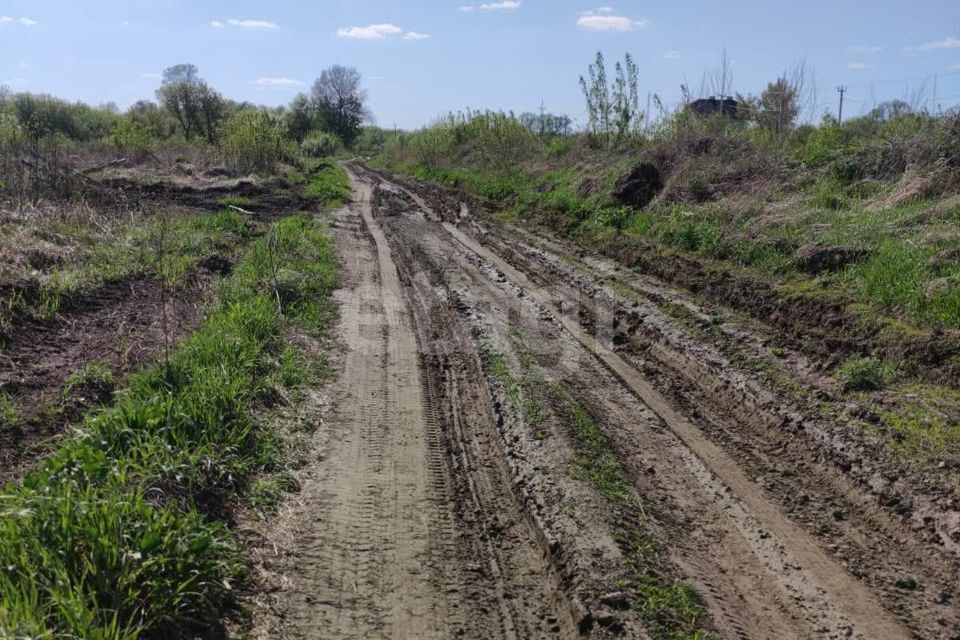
[701,48,734,99]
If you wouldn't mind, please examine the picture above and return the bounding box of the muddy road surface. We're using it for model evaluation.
[253,164,959,639]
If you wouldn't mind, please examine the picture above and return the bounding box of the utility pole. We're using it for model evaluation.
[837,86,847,123]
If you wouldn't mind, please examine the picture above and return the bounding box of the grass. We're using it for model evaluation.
[836,356,892,392]
[63,363,117,404]
[217,195,255,209]
[381,147,960,331]
[0,212,337,639]
[303,163,350,206]
[2,208,252,320]
[488,345,710,640]
[0,393,23,429]
[877,387,960,464]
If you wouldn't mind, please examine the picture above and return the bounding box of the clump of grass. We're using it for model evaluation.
[249,472,300,509]
[63,363,117,405]
[217,195,255,209]
[0,213,337,638]
[836,356,891,392]
[489,353,543,428]
[0,393,22,429]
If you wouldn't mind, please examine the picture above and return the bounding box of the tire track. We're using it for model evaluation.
[253,169,579,640]
[359,164,918,640]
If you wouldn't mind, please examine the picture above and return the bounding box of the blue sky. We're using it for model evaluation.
[1,1,959,129]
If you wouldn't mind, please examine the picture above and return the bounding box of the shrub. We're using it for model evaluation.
[301,132,341,158]
[836,356,891,391]
[219,109,291,174]
[111,119,154,157]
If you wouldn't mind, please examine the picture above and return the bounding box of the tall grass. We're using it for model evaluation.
[0,214,337,638]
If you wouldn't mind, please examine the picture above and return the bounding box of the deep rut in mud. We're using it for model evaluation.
[251,172,577,640]
[254,165,959,640]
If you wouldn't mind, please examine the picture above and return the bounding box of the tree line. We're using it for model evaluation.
[0,63,371,160]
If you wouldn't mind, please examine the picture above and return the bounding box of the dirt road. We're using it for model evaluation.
[253,164,959,639]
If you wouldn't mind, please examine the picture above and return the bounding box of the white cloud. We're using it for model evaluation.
[225,18,278,29]
[460,1,521,11]
[337,23,403,39]
[404,31,430,40]
[577,8,649,32]
[847,62,874,70]
[254,77,305,87]
[664,51,680,60]
[211,20,224,28]
[848,45,882,53]
[912,36,960,51]
[1,16,38,27]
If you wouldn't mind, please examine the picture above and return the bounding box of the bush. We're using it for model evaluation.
[836,356,891,391]
[111,119,154,157]
[301,132,341,158]
[406,111,539,171]
[219,109,291,174]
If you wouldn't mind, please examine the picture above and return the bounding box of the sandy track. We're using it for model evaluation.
[252,171,576,639]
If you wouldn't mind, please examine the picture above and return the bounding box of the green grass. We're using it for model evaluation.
[547,381,710,640]
[217,195,255,209]
[0,393,23,430]
[835,356,892,392]
[839,240,960,328]
[63,363,117,404]
[0,213,337,639]
[5,208,252,320]
[877,387,960,463]
[303,163,350,206]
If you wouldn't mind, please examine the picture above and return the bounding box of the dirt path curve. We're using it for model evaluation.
[251,170,577,640]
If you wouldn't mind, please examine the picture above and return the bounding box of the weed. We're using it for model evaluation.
[836,356,891,392]
[0,394,22,430]
[249,473,300,509]
[63,363,117,404]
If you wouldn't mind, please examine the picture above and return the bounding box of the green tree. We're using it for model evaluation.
[758,76,799,134]
[156,64,223,142]
[310,65,367,147]
[285,92,317,142]
[580,51,642,146]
